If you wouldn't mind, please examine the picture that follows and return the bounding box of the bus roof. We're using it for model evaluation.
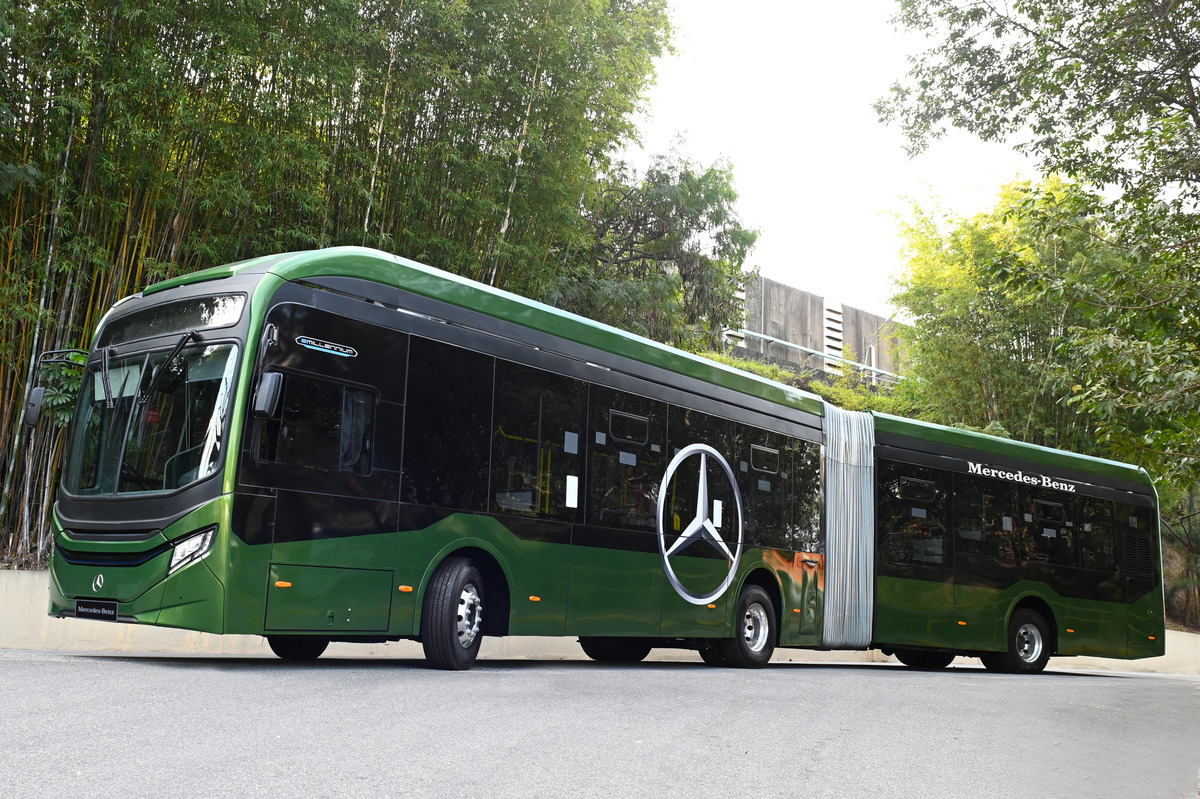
[872,411,1151,486]
[145,246,826,417]
[142,247,1151,488]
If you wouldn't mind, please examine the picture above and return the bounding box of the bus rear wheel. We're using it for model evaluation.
[894,649,954,670]
[718,585,776,668]
[578,637,652,663]
[267,635,329,661]
[984,609,1052,674]
[422,556,485,671]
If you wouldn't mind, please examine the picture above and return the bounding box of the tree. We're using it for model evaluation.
[893,179,1129,455]
[878,0,1200,481]
[547,152,758,351]
[0,0,673,565]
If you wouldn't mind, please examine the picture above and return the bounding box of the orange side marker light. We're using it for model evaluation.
[398,585,413,593]
[957,621,967,626]
[708,604,717,609]
[275,581,292,589]
[529,596,541,602]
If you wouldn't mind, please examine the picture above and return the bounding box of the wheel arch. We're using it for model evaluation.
[737,566,784,644]
[416,543,513,637]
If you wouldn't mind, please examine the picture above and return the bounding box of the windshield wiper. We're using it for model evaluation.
[140,331,199,403]
[100,346,115,408]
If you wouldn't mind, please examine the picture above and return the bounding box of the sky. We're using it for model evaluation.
[625,0,1034,318]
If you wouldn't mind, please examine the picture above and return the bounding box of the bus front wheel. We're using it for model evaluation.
[421,556,485,671]
[267,635,329,662]
[718,585,776,668]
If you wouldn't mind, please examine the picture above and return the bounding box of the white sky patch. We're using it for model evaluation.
[623,0,1034,318]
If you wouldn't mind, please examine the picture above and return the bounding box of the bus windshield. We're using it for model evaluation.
[62,342,240,496]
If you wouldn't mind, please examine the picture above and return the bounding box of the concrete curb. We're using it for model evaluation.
[3,569,1196,672]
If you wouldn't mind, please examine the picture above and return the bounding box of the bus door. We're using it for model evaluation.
[875,460,955,649]
[566,388,665,636]
[243,299,407,634]
[952,477,1021,650]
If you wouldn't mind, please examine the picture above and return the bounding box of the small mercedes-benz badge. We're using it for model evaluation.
[92,574,105,593]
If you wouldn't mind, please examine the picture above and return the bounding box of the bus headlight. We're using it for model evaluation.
[169,527,216,574]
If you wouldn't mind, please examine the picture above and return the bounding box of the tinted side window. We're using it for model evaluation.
[789,439,823,553]
[954,474,1017,560]
[491,360,586,521]
[663,406,741,547]
[588,385,665,531]
[402,337,493,511]
[1078,497,1116,572]
[1019,489,1077,566]
[258,373,374,475]
[878,460,949,566]
[739,429,790,549]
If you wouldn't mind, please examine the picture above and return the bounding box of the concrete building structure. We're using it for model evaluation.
[735,274,904,384]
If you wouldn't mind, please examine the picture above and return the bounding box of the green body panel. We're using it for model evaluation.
[876,575,1166,659]
[875,575,956,649]
[565,544,663,635]
[265,564,393,631]
[1127,585,1166,656]
[50,499,231,634]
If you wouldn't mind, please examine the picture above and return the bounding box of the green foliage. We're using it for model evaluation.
[0,0,680,565]
[547,151,757,351]
[892,179,1118,454]
[880,0,1200,485]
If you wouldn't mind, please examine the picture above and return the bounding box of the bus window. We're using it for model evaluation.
[788,440,822,553]
[1021,491,1077,566]
[878,461,948,566]
[588,386,664,531]
[491,360,586,520]
[402,337,493,510]
[610,411,649,446]
[741,432,788,549]
[1078,497,1116,572]
[257,373,374,475]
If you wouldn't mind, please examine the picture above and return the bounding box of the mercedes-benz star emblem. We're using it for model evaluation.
[92,574,104,593]
[656,443,744,605]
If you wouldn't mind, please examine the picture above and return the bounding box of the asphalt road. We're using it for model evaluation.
[2,649,1198,799]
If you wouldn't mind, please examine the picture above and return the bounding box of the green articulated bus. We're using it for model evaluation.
[26,246,1165,671]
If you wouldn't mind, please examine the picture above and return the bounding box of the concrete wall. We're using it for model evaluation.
[3,570,1196,673]
[740,274,901,378]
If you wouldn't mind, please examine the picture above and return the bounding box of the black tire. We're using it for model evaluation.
[894,649,955,670]
[421,556,485,670]
[698,641,727,666]
[985,609,1052,674]
[578,637,653,663]
[717,585,776,668]
[267,635,329,662]
[1006,609,1053,673]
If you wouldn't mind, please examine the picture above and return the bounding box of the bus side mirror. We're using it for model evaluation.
[252,372,283,418]
[23,387,45,428]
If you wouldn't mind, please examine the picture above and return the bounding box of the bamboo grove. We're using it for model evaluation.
[1,0,687,565]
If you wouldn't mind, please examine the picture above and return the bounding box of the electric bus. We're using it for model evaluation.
[27,246,1165,670]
